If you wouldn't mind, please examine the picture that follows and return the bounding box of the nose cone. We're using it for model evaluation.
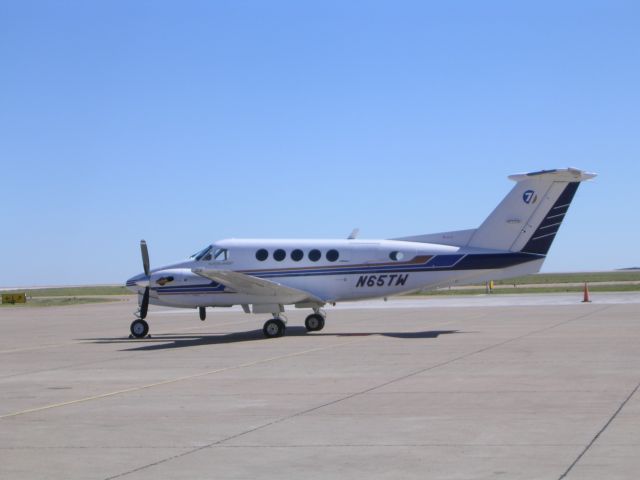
[125,273,150,292]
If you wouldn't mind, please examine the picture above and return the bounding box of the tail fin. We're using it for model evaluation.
[466,168,596,254]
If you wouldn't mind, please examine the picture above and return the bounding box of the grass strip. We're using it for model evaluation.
[0,286,129,297]
[0,297,124,308]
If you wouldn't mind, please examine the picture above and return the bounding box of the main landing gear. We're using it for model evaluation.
[304,313,325,332]
[263,316,287,338]
[261,310,327,338]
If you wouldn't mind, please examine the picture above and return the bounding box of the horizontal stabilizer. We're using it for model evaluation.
[508,168,596,183]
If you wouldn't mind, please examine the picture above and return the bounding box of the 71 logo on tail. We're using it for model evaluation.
[523,190,538,204]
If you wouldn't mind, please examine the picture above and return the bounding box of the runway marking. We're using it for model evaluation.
[0,337,368,420]
[103,306,613,480]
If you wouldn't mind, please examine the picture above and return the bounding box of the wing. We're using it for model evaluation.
[192,268,324,304]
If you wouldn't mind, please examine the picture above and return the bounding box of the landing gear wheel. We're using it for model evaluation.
[130,319,149,338]
[199,306,206,321]
[305,313,325,332]
[263,318,286,338]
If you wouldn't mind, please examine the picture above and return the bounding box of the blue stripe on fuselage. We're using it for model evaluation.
[156,281,226,295]
[245,252,543,279]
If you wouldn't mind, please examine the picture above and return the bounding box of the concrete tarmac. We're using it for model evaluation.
[1,293,639,479]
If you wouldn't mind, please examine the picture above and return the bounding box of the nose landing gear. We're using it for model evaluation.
[129,240,152,339]
[130,318,149,338]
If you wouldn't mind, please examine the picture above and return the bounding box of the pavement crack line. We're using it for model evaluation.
[104,305,611,480]
[558,379,640,480]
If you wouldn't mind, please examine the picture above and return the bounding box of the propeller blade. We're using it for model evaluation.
[140,240,150,276]
[140,287,150,320]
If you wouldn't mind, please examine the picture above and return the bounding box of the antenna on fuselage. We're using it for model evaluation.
[347,228,360,240]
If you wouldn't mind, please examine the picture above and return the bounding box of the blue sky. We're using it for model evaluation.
[1,1,639,286]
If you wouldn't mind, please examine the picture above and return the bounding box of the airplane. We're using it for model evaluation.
[126,168,596,339]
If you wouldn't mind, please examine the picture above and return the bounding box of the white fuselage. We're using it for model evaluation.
[126,238,544,310]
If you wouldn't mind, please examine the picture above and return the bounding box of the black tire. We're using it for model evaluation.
[199,306,206,321]
[305,313,325,332]
[263,318,286,338]
[130,319,149,338]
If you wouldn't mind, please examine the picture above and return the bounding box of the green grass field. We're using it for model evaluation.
[492,270,640,285]
[1,285,129,297]
[0,297,123,308]
[0,286,129,308]
[1,270,638,307]
[411,270,640,295]
[414,283,640,296]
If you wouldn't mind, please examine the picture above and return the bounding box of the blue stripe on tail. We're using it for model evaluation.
[521,182,580,255]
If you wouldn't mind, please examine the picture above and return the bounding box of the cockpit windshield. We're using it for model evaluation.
[190,245,213,261]
[189,245,229,262]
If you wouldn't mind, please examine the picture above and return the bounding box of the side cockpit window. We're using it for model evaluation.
[213,248,229,261]
[190,245,229,262]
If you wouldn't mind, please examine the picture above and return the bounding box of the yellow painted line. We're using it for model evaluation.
[0,337,369,419]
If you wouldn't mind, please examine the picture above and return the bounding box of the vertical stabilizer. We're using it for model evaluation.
[466,168,596,253]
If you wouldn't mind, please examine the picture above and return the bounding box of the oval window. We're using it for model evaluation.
[256,249,268,261]
[389,251,404,261]
[326,249,339,262]
[291,249,303,261]
[308,249,321,262]
[273,249,286,261]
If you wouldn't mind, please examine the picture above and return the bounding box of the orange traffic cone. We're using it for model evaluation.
[582,282,591,303]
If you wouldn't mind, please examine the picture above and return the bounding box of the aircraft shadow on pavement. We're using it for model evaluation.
[85,327,461,351]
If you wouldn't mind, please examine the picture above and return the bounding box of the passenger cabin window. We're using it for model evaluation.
[326,249,339,262]
[291,249,303,261]
[256,249,268,261]
[309,249,321,262]
[389,251,404,261]
[273,249,286,261]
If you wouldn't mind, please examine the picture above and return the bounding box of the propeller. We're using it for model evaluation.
[139,240,150,320]
[141,240,150,276]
